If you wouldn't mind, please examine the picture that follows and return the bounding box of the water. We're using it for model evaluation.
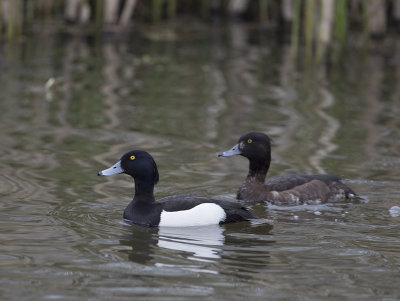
[1,22,400,300]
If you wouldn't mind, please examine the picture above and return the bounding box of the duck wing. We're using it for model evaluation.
[265,178,357,205]
[265,174,342,191]
[157,195,257,221]
[156,195,222,210]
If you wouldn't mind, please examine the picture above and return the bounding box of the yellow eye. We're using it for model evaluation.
[247,139,253,144]
[130,155,135,160]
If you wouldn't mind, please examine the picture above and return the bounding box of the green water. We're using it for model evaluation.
[1,23,399,300]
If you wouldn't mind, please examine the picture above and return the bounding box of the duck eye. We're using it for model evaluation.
[247,139,253,144]
[130,155,135,160]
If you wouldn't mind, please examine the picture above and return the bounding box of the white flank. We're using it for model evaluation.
[159,203,227,227]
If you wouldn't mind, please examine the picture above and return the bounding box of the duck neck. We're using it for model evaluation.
[247,156,270,183]
[132,178,155,203]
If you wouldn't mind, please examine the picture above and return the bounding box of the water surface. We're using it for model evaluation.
[1,23,400,300]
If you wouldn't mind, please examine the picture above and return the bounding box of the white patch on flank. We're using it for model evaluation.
[271,191,279,198]
[288,193,300,204]
[159,203,227,227]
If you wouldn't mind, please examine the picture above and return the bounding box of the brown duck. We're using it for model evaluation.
[218,132,357,205]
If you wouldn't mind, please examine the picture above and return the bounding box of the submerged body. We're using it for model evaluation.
[219,132,356,205]
[98,150,257,227]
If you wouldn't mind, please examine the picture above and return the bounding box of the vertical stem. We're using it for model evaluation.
[167,0,177,19]
[65,0,79,23]
[0,1,3,36]
[152,0,164,24]
[361,0,369,41]
[228,0,249,17]
[259,0,268,24]
[45,0,53,16]
[25,0,35,26]
[281,0,293,23]
[200,0,209,20]
[394,0,400,23]
[290,0,302,59]
[120,0,137,26]
[7,0,14,40]
[95,0,104,30]
[104,0,120,24]
[317,0,334,62]
[334,0,347,44]
[7,0,23,40]
[79,2,91,24]
[304,0,316,61]
[365,0,386,38]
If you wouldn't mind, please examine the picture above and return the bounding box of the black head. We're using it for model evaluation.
[219,132,271,160]
[98,150,159,186]
[218,132,272,180]
[120,150,159,184]
[236,132,271,160]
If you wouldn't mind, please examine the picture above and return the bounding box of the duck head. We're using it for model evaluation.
[218,132,271,181]
[98,150,159,194]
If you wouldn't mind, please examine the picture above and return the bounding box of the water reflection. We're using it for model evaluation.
[158,225,224,260]
[119,224,225,264]
[119,225,158,264]
[1,23,400,300]
[118,221,274,279]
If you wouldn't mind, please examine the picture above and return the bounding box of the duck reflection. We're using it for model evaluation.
[221,222,275,277]
[119,224,225,264]
[157,225,224,260]
[119,220,274,271]
[119,224,159,264]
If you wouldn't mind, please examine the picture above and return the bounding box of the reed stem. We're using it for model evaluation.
[304,0,316,61]
[152,0,164,23]
[290,0,302,60]
[167,0,177,19]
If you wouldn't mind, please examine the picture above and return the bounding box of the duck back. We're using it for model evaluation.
[265,174,342,191]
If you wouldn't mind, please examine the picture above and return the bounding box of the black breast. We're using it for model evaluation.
[123,201,163,227]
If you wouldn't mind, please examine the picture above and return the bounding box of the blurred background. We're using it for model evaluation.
[1,1,400,300]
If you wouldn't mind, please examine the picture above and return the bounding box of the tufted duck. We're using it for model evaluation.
[218,132,357,205]
[98,150,257,227]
